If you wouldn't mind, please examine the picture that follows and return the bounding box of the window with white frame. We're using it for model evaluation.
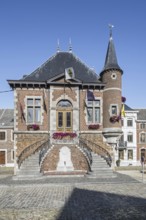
[87,100,101,124]
[140,132,146,143]
[127,119,133,127]
[0,131,6,141]
[11,150,14,161]
[140,123,146,129]
[110,105,118,116]
[27,97,41,123]
[127,133,133,143]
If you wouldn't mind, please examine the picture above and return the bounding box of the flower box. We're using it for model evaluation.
[110,115,121,123]
[52,132,77,139]
[27,124,40,131]
[88,124,100,129]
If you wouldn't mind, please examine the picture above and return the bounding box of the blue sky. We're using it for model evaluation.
[0,0,146,109]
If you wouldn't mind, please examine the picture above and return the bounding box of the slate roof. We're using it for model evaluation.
[100,37,122,75]
[135,109,146,121]
[20,52,101,83]
[0,109,14,127]
[124,104,135,111]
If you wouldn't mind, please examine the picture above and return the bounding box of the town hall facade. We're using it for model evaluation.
[8,32,124,178]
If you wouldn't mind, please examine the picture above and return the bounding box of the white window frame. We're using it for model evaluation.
[0,130,7,142]
[127,118,133,127]
[140,123,146,129]
[11,130,14,142]
[127,133,133,143]
[11,150,15,161]
[110,104,118,116]
[86,98,101,124]
[26,96,42,124]
[140,132,146,143]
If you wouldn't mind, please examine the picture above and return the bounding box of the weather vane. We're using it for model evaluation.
[108,24,114,37]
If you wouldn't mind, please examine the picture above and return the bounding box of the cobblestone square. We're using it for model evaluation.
[0,172,146,220]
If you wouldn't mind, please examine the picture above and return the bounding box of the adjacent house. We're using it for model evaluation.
[7,31,124,178]
[136,109,146,163]
[117,105,139,166]
[0,109,14,167]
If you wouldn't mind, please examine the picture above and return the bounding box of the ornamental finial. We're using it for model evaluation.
[108,24,114,38]
[57,39,60,53]
[69,38,72,53]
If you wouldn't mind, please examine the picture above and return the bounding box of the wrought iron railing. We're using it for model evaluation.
[79,137,112,167]
[39,140,51,165]
[17,137,49,168]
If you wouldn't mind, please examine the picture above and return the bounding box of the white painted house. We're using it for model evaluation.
[116,104,139,166]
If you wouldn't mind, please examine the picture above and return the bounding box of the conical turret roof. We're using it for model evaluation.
[100,34,123,75]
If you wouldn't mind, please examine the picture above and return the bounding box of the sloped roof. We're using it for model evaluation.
[135,109,146,120]
[21,52,101,83]
[125,104,135,111]
[0,109,14,127]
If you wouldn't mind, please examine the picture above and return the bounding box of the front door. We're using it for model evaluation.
[57,110,72,132]
[56,100,73,132]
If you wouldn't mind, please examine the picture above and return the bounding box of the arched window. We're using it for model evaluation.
[57,100,72,108]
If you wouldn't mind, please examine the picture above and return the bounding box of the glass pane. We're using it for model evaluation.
[95,100,100,106]
[95,108,100,123]
[27,99,33,106]
[87,108,93,122]
[111,106,117,115]
[141,133,146,143]
[66,112,71,127]
[27,107,33,123]
[35,99,41,106]
[58,112,63,127]
[57,100,72,107]
[35,107,41,123]
[87,101,92,106]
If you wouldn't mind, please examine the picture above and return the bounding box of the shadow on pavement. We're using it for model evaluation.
[57,188,146,220]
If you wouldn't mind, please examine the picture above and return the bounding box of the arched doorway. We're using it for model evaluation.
[56,100,73,132]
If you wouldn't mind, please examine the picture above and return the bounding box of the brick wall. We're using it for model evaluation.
[41,145,89,173]
[15,88,49,131]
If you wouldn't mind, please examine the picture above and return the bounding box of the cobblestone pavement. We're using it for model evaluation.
[0,172,146,220]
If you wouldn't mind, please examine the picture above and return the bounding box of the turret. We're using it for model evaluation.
[100,26,123,145]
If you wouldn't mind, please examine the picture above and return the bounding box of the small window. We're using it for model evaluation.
[127,119,133,127]
[128,150,133,160]
[140,123,146,129]
[0,132,6,140]
[127,133,133,142]
[111,105,117,115]
[140,133,146,143]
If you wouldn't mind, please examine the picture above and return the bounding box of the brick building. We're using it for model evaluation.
[8,32,124,177]
[136,109,146,162]
[0,109,14,167]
